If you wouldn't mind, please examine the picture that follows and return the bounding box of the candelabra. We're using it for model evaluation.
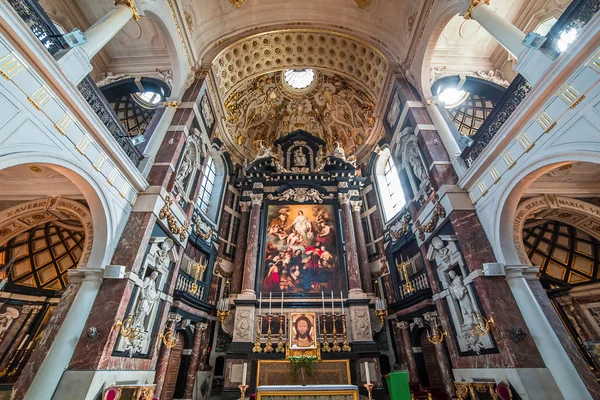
[364,383,374,400]
[160,330,178,349]
[331,314,341,352]
[341,314,351,352]
[114,316,142,339]
[238,384,248,400]
[189,262,207,294]
[217,298,230,324]
[252,315,263,353]
[275,314,285,353]
[265,314,273,353]
[470,312,494,337]
[375,298,388,323]
[321,314,331,352]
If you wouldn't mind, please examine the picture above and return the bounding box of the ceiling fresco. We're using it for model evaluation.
[222,69,378,159]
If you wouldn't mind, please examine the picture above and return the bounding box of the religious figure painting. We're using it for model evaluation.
[290,312,316,349]
[262,204,341,294]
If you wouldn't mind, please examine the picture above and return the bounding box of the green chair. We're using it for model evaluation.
[385,371,411,400]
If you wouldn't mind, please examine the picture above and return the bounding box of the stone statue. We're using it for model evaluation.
[0,307,19,337]
[254,140,276,161]
[175,147,194,188]
[430,236,452,268]
[448,270,475,327]
[133,271,160,329]
[408,146,428,183]
[331,141,346,160]
[293,147,307,167]
[155,239,174,270]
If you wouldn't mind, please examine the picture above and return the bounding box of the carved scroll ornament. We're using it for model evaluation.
[414,194,446,241]
[159,196,189,241]
[390,213,411,240]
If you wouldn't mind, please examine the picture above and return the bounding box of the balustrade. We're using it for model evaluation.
[542,0,600,56]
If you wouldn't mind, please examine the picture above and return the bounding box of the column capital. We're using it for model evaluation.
[338,192,351,205]
[464,0,490,20]
[350,200,363,213]
[396,320,410,330]
[239,201,252,212]
[115,0,141,20]
[250,193,263,206]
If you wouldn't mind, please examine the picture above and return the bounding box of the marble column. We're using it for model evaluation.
[231,202,251,294]
[21,268,104,400]
[426,102,467,178]
[350,200,373,294]
[153,315,178,398]
[339,193,363,296]
[398,321,418,382]
[80,0,141,59]
[431,327,454,398]
[465,0,526,59]
[183,322,209,398]
[505,265,592,400]
[241,194,263,298]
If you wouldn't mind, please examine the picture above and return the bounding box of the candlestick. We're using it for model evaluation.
[331,291,334,314]
[321,314,331,353]
[242,362,247,386]
[259,292,262,316]
[322,291,325,314]
[281,292,284,315]
[276,314,285,353]
[340,291,344,314]
[238,384,248,400]
[365,361,370,384]
[341,314,351,352]
[265,314,273,353]
[331,313,341,352]
[364,383,374,400]
[269,292,272,315]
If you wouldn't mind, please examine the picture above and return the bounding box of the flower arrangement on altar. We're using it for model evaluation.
[287,355,321,376]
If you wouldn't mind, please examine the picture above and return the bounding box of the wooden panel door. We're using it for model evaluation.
[161,332,184,400]
[420,330,443,391]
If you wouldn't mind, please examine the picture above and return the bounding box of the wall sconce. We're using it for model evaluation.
[426,318,447,345]
[189,262,207,294]
[160,330,178,349]
[217,298,230,323]
[114,316,142,339]
[375,298,388,323]
[470,312,494,337]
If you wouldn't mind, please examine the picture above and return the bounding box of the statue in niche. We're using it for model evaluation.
[155,239,174,270]
[175,146,194,188]
[408,145,428,184]
[133,271,160,329]
[448,270,475,327]
[293,147,307,167]
[430,236,451,268]
[0,307,19,337]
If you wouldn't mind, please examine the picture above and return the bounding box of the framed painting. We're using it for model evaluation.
[261,203,343,294]
[289,312,317,349]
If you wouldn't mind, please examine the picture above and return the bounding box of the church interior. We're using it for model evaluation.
[0,0,599,399]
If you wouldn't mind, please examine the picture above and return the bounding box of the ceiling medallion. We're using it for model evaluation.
[29,165,41,172]
[229,0,246,8]
[354,0,372,9]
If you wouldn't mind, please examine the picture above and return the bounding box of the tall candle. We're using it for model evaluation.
[364,361,370,384]
[259,292,262,316]
[269,292,272,315]
[331,291,334,314]
[242,362,247,386]
[340,291,344,314]
[322,291,325,314]
[281,292,284,315]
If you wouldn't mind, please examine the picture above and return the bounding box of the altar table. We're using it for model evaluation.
[256,384,359,400]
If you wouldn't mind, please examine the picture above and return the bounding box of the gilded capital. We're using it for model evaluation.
[396,321,410,330]
[464,0,490,20]
[250,193,263,206]
[239,201,251,212]
[115,0,140,21]
[338,192,351,205]
[351,200,363,213]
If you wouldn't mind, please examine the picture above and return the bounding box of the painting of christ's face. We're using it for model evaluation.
[290,313,316,349]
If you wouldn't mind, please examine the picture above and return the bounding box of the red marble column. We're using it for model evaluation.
[351,200,373,294]
[398,321,418,382]
[241,194,263,296]
[339,193,362,294]
[153,316,177,398]
[231,202,251,294]
[432,330,454,398]
[393,322,409,371]
[183,321,210,398]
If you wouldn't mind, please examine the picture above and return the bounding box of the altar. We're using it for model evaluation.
[256,385,359,400]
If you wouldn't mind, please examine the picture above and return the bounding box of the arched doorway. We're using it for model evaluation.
[161,331,185,400]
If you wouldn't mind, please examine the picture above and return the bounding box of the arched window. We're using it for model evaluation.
[375,149,406,222]
[197,155,216,214]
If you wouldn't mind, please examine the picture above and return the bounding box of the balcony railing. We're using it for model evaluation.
[398,269,430,301]
[7,0,67,56]
[77,76,143,166]
[461,74,531,167]
[175,274,204,299]
[542,0,600,55]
